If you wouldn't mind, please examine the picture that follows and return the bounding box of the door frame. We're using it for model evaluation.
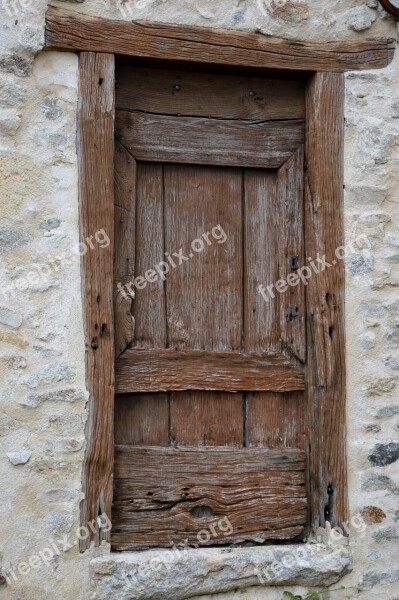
[44,5,394,550]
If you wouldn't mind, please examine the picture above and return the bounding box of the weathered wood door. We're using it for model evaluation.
[112,65,308,550]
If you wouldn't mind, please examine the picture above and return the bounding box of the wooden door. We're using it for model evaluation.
[112,65,308,550]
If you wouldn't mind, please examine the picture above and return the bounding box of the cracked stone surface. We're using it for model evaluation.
[90,545,353,600]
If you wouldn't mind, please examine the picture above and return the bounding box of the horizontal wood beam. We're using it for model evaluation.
[113,445,307,549]
[115,349,305,393]
[45,6,394,73]
[116,111,304,169]
[115,66,306,121]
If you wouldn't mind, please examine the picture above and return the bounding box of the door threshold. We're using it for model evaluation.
[90,543,352,600]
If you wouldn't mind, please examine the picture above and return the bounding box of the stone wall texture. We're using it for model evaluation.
[0,1,398,599]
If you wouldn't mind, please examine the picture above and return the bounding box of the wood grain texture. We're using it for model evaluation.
[115,349,305,393]
[164,164,244,447]
[305,72,347,532]
[114,394,169,446]
[247,391,304,448]
[45,6,395,72]
[244,170,280,354]
[114,141,135,358]
[243,167,305,451]
[116,111,304,169]
[116,66,305,120]
[133,162,166,349]
[277,147,306,363]
[169,391,244,447]
[78,52,115,550]
[117,161,170,453]
[112,446,307,549]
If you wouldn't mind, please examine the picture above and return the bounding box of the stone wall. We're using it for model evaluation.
[0,1,398,599]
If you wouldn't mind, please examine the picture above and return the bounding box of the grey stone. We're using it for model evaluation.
[385,325,399,347]
[43,511,73,536]
[0,306,22,329]
[347,254,374,276]
[345,185,387,207]
[6,450,31,465]
[7,356,27,369]
[232,7,246,21]
[0,112,21,136]
[347,5,376,31]
[376,406,399,418]
[365,424,381,433]
[0,80,26,108]
[372,527,399,542]
[361,472,398,493]
[383,305,399,321]
[0,227,31,253]
[386,254,399,264]
[362,568,399,590]
[369,443,399,467]
[0,54,32,77]
[198,10,215,19]
[358,332,375,350]
[39,218,61,231]
[21,388,84,408]
[90,545,352,600]
[32,131,68,150]
[385,356,399,371]
[24,362,75,389]
[40,97,63,121]
[368,551,383,560]
[359,302,385,318]
[32,345,56,357]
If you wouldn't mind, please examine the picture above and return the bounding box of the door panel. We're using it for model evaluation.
[113,65,307,550]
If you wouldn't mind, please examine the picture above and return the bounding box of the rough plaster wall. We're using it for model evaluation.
[0,1,398,599]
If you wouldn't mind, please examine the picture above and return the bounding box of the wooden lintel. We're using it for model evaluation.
[45,6,394,73]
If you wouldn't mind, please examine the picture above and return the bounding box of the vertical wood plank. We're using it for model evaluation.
[277,147,306,363]
[114,394,169,446]
[247,391,304,448]
[117,161,169,451]
[244,168,305,450]
[133,162,166,349]
[78,52,115,550]
[165,165,243,446]
[114,140,136,358]
[244,170,280,354]
[305,72,347,531]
